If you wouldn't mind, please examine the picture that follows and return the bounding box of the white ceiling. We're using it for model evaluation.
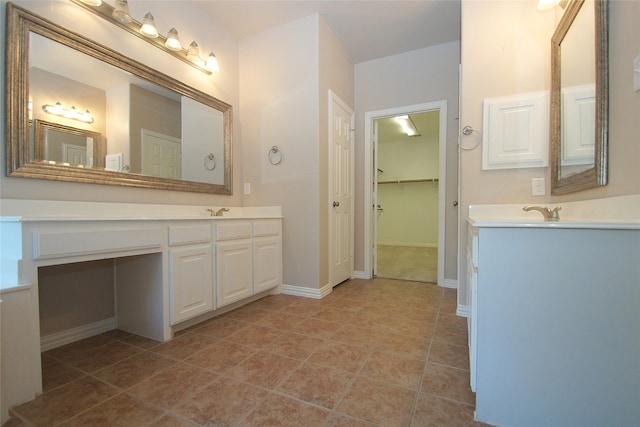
[190,0,461,64]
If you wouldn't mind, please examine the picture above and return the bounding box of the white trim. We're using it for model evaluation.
[456,304,470,318]
[442,279,458,289]
[364,100,448,286]
[281,283,332,299]
[40,317,117,351]
[351,270,370,280]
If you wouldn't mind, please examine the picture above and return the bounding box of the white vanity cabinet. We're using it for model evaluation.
[168,223,214,325]
[468,221,640,427]
[215,219,282,308]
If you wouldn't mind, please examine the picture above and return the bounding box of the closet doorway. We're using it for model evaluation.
[364,101,447,285]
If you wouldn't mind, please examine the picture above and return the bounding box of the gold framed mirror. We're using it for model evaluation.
[6,3,233,194]
[550,0,608,195]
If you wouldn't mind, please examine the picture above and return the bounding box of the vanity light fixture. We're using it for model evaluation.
[164,27,182,51]
[69,0,220,75]
[395,115,420,137]
[140,13,158,38]
[112,0,132,24]
[537,0,568,11]
[42,102,95,124]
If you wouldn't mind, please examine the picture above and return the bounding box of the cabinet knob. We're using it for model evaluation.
[333,201,340,207]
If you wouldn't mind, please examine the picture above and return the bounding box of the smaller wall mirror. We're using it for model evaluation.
[550,0,608,195]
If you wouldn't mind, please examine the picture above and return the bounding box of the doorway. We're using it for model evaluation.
[364,101,447,285]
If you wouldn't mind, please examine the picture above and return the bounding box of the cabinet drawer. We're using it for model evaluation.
[253,220,281,237]
[168,224,212,246]
[216,221,252,241]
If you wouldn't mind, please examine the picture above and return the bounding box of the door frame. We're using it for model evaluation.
[328,90,355,287]
[364,100,447,285]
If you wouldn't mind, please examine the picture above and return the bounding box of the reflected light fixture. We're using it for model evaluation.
[78,0,102,6]
[395,115,420,137]
[42,102,95,124]
[140,12,158,38]
[112,0,132,23]
[165,27,182,51]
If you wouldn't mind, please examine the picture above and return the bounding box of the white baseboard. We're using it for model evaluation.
[441,279,458,289]
[40,317,117,351]
[351,270,370,280]
[281,283,332,299]
[457,304,470,318]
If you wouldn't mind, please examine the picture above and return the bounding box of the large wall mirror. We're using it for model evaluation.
[6,3,232,194]
[550,0,608,195]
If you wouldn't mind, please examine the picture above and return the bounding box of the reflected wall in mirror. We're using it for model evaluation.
[550,0,608,195]
[6,3,232,194]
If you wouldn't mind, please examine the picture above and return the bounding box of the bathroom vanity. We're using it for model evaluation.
[467,195,640,426]
[0,200,282,415]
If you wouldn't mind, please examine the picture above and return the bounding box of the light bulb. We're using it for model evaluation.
[140,13,158,38]
[112,0,132,24]
[165,28,182,51]
[206,52,220,72]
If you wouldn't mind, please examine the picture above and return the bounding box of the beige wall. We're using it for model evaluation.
[239,15,354,290]
[1,0,243,205]
[458,0,640,308]
[354,41,461,280]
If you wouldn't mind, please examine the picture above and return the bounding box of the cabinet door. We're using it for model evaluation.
[216,239,253,307]
[169,244,213,325]
[253,235,282,293]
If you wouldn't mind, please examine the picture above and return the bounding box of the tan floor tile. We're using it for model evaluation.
[438,313,469,330]
[59,393,164,426]
[257,311,308,331]
[331,325,384,349]
[225,305,271,323]
[277,362,353,409]
[226,351,301,389]
[412,393,483,426]
[337,377,416,427]
[153,414,200,427]
[242,393,329,426]
[264,331,325,360]
[225,324,284,349]
[361,351,425,390]
[314,307,358,323]
[387,317,436,339]
[1,417,28,427]
[249,294,299,311]
[117,334,162,350]
[292,318,343,339]
[43,334,114,361]
[174,377,268,425]
[128,362,217,408]
[375,331,430,361]
[191,316,249,339]
[41,361,85,392]
[12,376,119,426]
[308,341,370,373]
[325,413,375,426]
[186,340,255,373]
[93,351,177,389]
[150,332,217,360]
[433,323,468,347]
[422,363,475,405]
[428,340,470,370]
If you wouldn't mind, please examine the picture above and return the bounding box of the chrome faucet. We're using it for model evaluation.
[206,207,230,217]
[523,205,561,222]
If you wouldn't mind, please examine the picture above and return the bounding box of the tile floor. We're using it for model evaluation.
[377,246,438,283]
[5,278,486,427]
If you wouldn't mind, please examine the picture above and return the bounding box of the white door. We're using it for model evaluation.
[329,91,354,287]
[62,143,87,166]
[141,129,182,179]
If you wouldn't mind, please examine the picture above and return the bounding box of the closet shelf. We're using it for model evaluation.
[378,178,439,184]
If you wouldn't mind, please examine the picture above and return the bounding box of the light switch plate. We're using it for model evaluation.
[634,55,640,92]
[532,178,545,196]
[243,182,251,195]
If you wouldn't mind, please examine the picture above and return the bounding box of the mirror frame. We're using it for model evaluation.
[550,0,608,195]
[6,3,233,194]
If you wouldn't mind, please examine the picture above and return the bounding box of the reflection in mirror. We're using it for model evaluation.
[6,3,232,194]
[550,0,608,195]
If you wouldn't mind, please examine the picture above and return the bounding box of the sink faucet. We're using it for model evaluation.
[206,207,230,217]
[523,205,561,222]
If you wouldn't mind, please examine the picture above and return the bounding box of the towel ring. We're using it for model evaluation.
[203,153,216,171]
[459,125,482,151]
[268,146,283,165]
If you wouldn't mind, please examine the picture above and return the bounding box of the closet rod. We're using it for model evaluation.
[378,178,439,184]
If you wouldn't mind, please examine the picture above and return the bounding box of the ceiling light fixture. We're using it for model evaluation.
[69,0,220,75]
[42,102,95,124]
[395,115,420,137]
